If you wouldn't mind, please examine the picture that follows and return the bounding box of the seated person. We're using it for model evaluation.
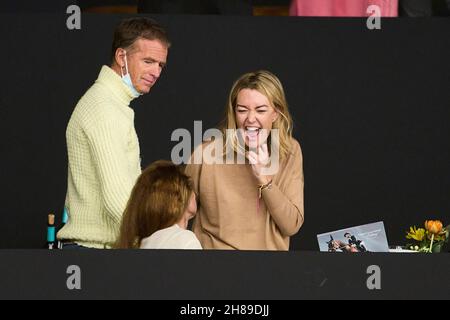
[116,160,202,249]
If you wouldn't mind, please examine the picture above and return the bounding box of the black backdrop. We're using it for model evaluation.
[0,13,449,249]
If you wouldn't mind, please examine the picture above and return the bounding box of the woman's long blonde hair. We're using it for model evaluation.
[222,70,294,159]
[115,160,194,249]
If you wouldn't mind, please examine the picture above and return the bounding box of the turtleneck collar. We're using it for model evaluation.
[96,65,138,110]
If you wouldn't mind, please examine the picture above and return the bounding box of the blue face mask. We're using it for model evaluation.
[121,51,142,98]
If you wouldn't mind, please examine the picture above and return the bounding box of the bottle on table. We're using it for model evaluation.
[47,214,56,250]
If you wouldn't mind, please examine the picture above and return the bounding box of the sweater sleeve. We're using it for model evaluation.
[262,141,304,237]
[86,116,134,225]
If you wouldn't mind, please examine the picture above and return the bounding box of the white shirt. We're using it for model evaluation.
[140,224,203,250]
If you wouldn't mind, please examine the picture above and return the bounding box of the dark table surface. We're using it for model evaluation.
[0,250,448,300]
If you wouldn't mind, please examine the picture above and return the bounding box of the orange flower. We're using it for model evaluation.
[424,220,443,235]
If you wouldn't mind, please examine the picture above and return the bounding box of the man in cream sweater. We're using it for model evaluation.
[58,18,170,249]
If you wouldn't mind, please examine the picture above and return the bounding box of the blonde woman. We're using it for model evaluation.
[116,160,202,249]
[185,71,304,250]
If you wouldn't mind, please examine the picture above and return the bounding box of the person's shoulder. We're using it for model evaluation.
[199,139,223,152]
[79,99,128,136]
[289,137,301,149]
[187,138,223,165]
[176,228,198,239]
[72,86,116,121]
[139,226,178,249]
[139,236,153,249]
[154,225,190,239]
[77,68,124,114]
[175,228,198,240]
[176,229,202,249]
[286,137,302,157]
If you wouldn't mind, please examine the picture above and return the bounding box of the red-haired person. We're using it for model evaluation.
[116,161,202,249]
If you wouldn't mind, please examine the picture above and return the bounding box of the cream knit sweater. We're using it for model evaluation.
[57,66,141,248]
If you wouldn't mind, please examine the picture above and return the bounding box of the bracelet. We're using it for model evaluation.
[258,180,273,198]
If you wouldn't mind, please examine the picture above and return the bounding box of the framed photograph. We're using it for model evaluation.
[317,221,390,253]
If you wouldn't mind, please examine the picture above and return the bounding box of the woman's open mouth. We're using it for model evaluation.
[245,126,260,140]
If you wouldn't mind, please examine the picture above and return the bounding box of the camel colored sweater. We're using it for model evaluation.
[185,138,304,250]
[57,66,141,249]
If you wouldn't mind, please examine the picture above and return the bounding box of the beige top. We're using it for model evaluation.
[185,138,304,251]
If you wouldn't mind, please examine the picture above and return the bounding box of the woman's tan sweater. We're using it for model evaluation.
[185,138,304,250]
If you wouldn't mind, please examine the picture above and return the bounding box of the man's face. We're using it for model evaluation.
[123,38,168,94]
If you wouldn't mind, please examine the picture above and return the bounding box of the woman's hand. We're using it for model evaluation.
[247,143,273,185]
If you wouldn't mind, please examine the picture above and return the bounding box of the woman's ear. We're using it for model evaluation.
[272,112,279,123]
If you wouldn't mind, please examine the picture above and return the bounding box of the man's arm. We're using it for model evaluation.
[87,116,136,225]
